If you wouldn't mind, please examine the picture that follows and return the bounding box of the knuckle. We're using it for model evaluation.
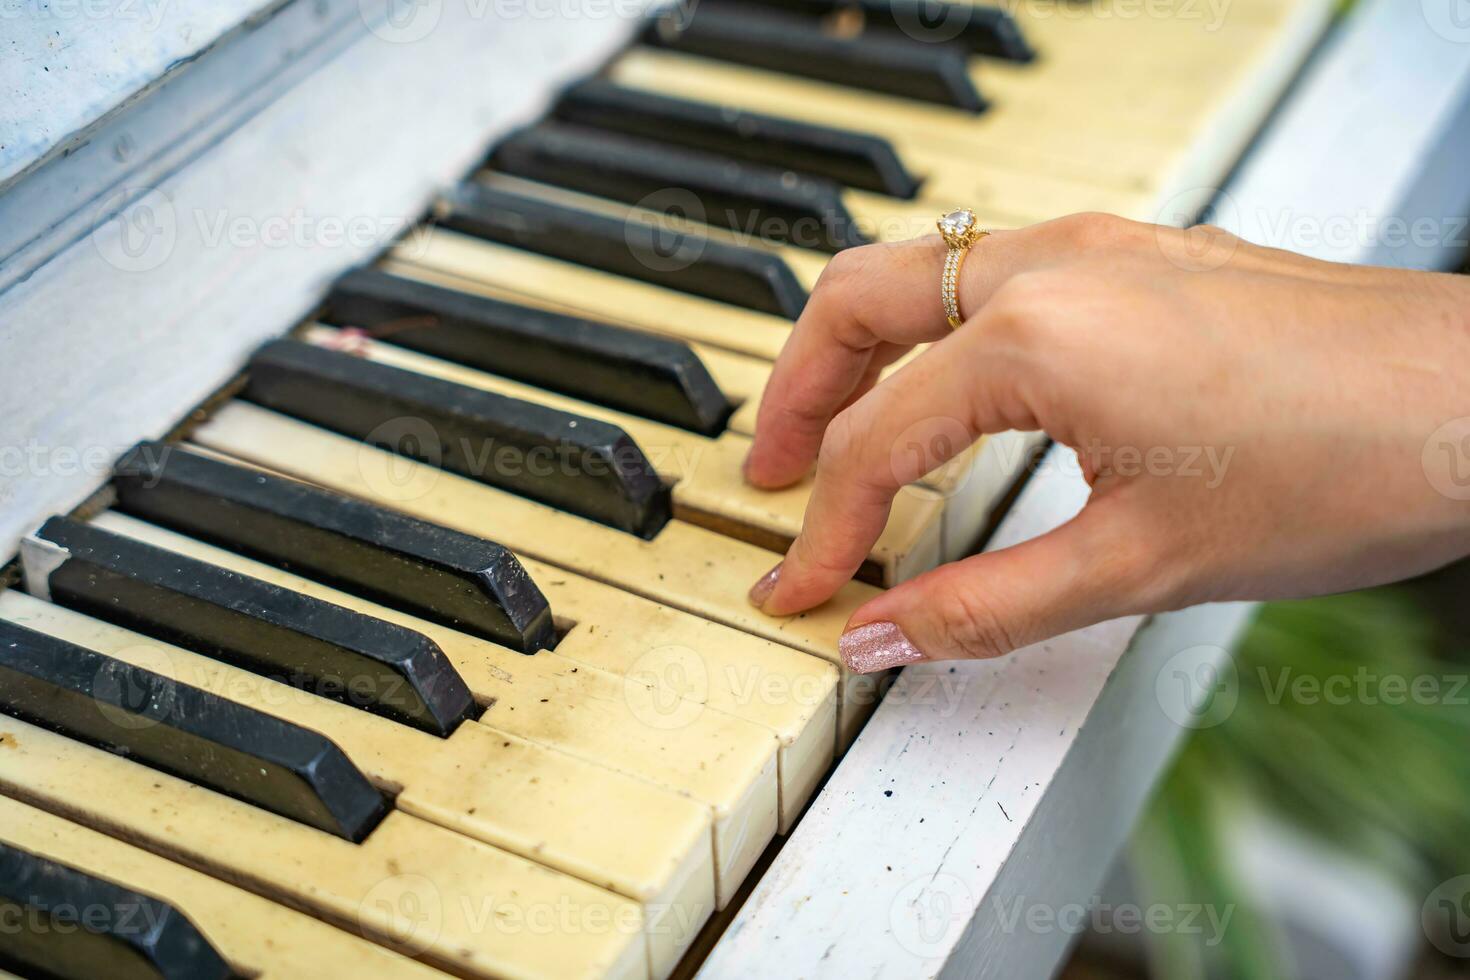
[934,584,1017,660]
[817,407,864,470]
[1060,211,1144,250]
[814,244,878,292]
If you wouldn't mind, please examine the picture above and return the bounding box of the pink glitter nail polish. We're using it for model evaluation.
[747,562,782,609]
[839,621,926,673]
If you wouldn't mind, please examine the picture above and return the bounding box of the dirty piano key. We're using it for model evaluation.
[106,443,833,832]
[471,172,838,290]
[436,182,809,318]
[113,440,556,652]
[491,123,871,253]
[3,589,715,975]
[552,80,920,199]
[643,3,987,112]
[0,840,236,980]
[744,0,1034,60]
[372,257,776,433]
[0,710,648,980]
[323,267,732,435]
[193,403,887,748]
[388,234,793,362]
[24,515,476,737]
[602,49,1152,221]
[244,338,672,539]
[0,797,450,979]
[0,618,386,841]
[64,518,781,908]
[301,325,944,588]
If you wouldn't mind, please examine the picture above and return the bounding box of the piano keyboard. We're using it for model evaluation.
[0,0,1330,976]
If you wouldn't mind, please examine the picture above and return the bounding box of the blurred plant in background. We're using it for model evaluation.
[1128,581,1470,980]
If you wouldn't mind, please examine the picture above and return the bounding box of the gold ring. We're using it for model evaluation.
[937,208,989,330]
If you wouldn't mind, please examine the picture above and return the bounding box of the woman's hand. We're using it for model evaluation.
[743,213,1470,672]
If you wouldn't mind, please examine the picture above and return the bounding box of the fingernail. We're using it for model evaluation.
[840,621,926,673]
[747,562,782,609]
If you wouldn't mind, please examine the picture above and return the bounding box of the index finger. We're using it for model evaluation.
[743,236,954,489]
[744,216,1088,489]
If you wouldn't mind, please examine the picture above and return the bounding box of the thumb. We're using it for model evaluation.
[837,498,1156,672]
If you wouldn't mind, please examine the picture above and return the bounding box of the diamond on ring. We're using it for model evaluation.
[937,208,988,329]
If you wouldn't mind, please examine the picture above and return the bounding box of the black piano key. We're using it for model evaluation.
[491,123,871,255]
[244,339,673,539]
[553,80,920,199]
[30,516,477,739]
[0,620,387,842]
[436,182,809,320]
[0,841,239,980]
[739,0,1033,61]
[643,5,987,113]
[113,441,556,654]
[323,267,732,435]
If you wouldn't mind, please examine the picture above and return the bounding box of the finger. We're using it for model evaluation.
[744,237,953,489]
[836,496,1152,671]
[754,320,1037,616]
[744,212,1133,489]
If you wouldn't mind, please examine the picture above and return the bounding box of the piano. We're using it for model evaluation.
[0,0,1466,977]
